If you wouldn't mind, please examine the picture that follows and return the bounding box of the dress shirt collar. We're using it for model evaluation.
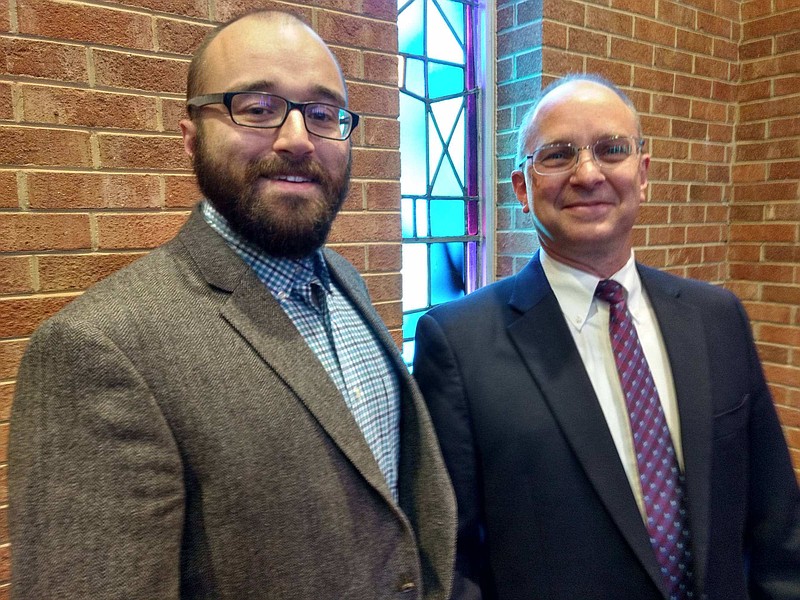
[539,249,644,332]
[199,199,331,297]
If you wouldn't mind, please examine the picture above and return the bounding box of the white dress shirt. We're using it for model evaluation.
[539,249,684,519]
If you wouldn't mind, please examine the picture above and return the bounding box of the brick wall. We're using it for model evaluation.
[497,0,800,471]
[0,1,400,595]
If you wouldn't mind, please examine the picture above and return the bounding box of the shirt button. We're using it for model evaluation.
[277,290,288,300]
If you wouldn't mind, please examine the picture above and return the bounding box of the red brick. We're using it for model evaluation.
[38,253,146,292]
[162,98,188,134]
[584,60,633,87]
[351,148,400,180]
[586,6,633,36]
[328,212,400,244]
[28,172,162,210]
[0,126,91,168]
[98,134,190,170]
[611,0,656,17]
[675,74,713,98]
[156,18,212,56]
[655,48,693,73]
[96,212,190,250]
[567,28,607,56]
[0,83,11,121]
[362,272,401,303]
[317,12,397,54]
[0,465,6,503]
[0,384,12,421]
[543,0,585,25]
[542,21,568,49]
[744,11,800,39]
[633,67,674,93]
[18,0,153,50]
[340,183,363,213]
[0,173,17,209]
[93,50,189,94]
[0,38,88,83]
[21,85,158,131]
[366,181,401,211]
[0,340,27,381]
[329,244,366,271]
[730,223,797,243]
[349,83,399,118]
[214,0,311,24]
[367,244,401,272]
[374,300,402,332]
[0,257,33,295]
[634,18,676,45]
[0,295,76,338]
[114,0,207,17]
[165,175,201,208]
[0,213,91,252]
[677,29,712,55]
[364,52,399,86]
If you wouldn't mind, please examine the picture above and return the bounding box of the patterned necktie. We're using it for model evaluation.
[595,279,695,600]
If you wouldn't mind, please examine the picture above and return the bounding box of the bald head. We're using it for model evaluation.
[186,11,345,104]
[515,74,641,168]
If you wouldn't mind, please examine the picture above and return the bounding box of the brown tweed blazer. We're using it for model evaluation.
[9,208,456,600]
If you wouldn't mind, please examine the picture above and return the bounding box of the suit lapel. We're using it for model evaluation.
[176,210,391,502]
[507,255,669,596]
[639,266,713,590]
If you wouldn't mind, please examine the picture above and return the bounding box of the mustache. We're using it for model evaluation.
[249,156,328,183]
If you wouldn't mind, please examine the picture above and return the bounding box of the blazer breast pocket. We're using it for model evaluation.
[712,394,749,441]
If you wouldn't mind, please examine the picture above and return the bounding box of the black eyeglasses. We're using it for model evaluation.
[186,92,360,141]
[519,135,645,175]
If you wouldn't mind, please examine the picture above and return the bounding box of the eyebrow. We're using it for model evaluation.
[229,80,347,107]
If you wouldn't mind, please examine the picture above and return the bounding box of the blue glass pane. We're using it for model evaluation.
[398,0,424,55]
[402,309,427,339]
[405,57,426,97]
[430,242,465,305]
[427,0,464,63]
[430,200,464,236]
[415,198,429,236]
[400,94,427,196]
[428,62,464,98]
[435,0,465,45]
[402,243,429,310]
[401,197,415,237]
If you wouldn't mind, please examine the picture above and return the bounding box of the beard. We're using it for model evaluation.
[192,126,351,259]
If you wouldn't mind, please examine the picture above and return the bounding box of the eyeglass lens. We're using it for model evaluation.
[534,137,638,174]
[230,93,353,139]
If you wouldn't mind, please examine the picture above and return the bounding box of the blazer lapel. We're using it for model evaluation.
[639,266,713,590]
[507,255,669,596]
[176,210,391,501]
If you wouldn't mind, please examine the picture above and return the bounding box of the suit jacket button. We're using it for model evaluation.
[398,581,416,593]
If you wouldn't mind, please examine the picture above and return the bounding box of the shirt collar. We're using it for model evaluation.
[200,199,331,294]
[539,248,642,332]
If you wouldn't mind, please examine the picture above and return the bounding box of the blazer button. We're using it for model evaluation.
[398,581,416,593]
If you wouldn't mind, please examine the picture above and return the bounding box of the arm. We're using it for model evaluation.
[414,313,493,600]
[9,318,185,600]
[738,302,800,600]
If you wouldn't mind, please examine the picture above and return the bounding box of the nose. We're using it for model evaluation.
[272,108,315,156]
[570,147,605,185]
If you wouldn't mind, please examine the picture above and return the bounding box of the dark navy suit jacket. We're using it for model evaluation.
[414,251,800,600]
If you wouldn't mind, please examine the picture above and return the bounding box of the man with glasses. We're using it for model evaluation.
[9,10,455,600]
[413,74,800,599]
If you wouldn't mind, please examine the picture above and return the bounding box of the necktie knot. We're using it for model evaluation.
[595,279,626,306]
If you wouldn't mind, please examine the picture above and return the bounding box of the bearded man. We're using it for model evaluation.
[8,10,456,600]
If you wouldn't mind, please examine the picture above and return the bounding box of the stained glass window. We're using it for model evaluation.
[398,0,480,366]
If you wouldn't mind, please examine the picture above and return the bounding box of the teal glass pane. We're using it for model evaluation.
[415,198,429,236]
[426,0,464,63]
[435,0,465,45]
[404,57,426,97]
[402,309,427,339]
[402,243,429,311]
[400,94,427,196]
[398,0,424,55]
[430,242,465,305]
[427,110,443,189]
[428,62,464,98]
[431,97,463,144]
[430,200,465,236]
[431,156,462,197]
[402,340,416,368]
[401,197,415,237]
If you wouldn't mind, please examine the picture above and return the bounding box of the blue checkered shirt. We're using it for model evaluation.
[201,201,401,499]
